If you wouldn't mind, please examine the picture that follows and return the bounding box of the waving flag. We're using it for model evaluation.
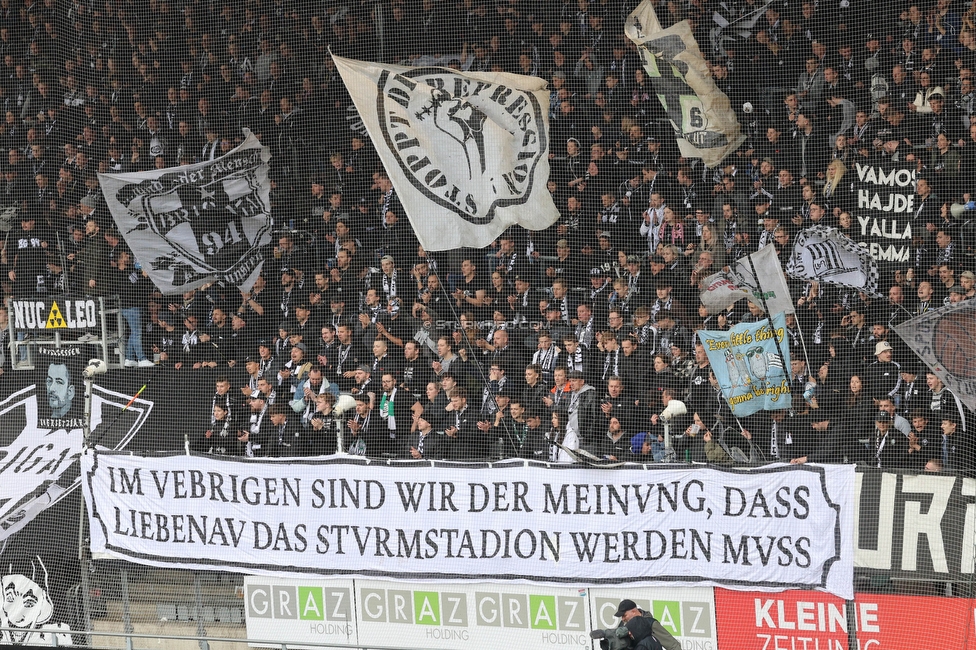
[98,131,272,294]
[332,53,559,251]
[700,245,795,315]
[787,225,880,296]
[626,0,746,167]
[893,301,976,413]
[699,313,793,417]
[710,1,775,58]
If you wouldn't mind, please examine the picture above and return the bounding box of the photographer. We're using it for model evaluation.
[613,599,681,650]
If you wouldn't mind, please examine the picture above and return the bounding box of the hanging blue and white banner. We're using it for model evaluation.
[698,313,793,417]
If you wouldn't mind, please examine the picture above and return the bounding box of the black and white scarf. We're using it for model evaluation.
[565,349,585,372]
[650,296,672,321]
[482,378,506,415]
[533,345,559,376]
[182,329,199,353]
[602,348,620,381]
[723,218,737,250]
[335,344,352,375]
[382,271,398,300]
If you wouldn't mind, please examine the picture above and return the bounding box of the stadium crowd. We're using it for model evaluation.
[0,0,974,469]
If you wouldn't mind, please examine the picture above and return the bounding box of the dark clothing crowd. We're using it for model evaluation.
[0,0,973,469]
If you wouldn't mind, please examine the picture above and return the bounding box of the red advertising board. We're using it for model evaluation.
[715,589,976,650]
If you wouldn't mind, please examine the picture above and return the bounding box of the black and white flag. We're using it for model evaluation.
[626,0,746,167]
[709,1,775,58]
[893,301,976,413]
[786,225,880,296]
[98,131,273,294]
[332,54,559,251]
[700,245,794,315]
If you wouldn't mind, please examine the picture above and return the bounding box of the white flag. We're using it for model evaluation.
[98,131,272,294]
[626,0,746,167]
[699,245,794,315]
[893,301,976,413]
[332,54,559,251]
[710,1,774,58]
[699,270,753,314]
[786,225,880,296]
[734,244,795,315]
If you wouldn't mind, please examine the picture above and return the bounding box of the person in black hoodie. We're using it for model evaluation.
[115,248,155,367]
[518,408,550,461]
[587,416,631,461]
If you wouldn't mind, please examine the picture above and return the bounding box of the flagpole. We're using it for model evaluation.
[791,287,814,372]
[745,251,795,404]
[794,321,813,376]
[428,257,518,458]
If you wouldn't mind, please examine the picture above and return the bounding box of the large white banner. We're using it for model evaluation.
[332,54,559,251]
[83,454,855,598]
[98,131,273,294]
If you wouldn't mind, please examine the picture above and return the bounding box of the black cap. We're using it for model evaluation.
[626,616,653,643]
[614,599,638,617]
[590,267,605,277]
[875,411,893,422]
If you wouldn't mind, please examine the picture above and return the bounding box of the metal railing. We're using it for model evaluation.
[7,295,125,370]
[0,625,460,650]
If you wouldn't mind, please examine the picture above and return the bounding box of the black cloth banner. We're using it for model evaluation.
[851,162,915,270]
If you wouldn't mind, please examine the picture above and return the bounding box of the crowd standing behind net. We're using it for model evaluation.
[0,0,973,469]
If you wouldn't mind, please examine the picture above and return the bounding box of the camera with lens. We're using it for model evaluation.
[590,627,633,650]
